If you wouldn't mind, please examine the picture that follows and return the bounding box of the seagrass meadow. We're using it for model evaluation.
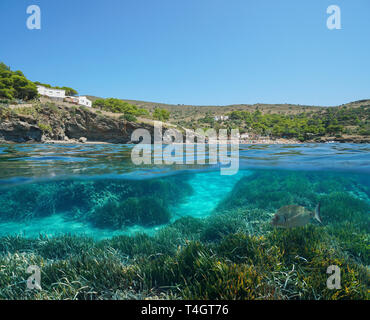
[0,144,369,300]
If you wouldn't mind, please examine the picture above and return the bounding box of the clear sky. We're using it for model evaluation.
[0,0,369,106]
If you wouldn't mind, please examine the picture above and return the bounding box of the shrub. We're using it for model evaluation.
[153,108,170,121]
[13,106,38,117]
[92,98,147,117]
[120,113,137,122]
[37,122,52,133]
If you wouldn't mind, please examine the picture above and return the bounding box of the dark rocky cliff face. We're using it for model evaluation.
[0,109,42,143]
[0,104,155,144]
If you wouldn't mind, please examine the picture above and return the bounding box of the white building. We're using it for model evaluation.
[77,96,92,108]
[64,96,92,107]
[240,133,250,139]
[37,85,66,99]
[214,115,229,121]
[37,85,92,107]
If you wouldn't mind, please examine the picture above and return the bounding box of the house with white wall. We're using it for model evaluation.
[63,96,92,107]
[64,96,79,104]
[37,85,66,99]
[77,96,92,108]
[38,85,92,107]
[214,115,229,121]
[64,96,92,107]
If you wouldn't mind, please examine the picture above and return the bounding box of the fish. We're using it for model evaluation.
[271,203,322,228]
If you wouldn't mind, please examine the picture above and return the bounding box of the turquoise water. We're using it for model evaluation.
[0,143,368,239]
[0,143,369,300]
[0,170,249,239]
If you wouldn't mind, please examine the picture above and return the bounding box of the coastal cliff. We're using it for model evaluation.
[0,103,154,144]
[0,101,369,144]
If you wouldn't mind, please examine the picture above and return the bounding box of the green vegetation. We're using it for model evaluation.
[0,61,368,141]
[0,219,367,299]
[0,170,368,300]
[218,171,369,215]
[189,106,370,141]
[153,107,170,121]
[0,62,78,102]
[93,98,148,118]
[2,102,61,138]
[119,113,137,122]
[0,63,38,101]
[2,102,59,121]
[12,106,39,117]
[0,176,193,229]
[37,122,52,133]
[112,98,368,141]
[90,196,171,228]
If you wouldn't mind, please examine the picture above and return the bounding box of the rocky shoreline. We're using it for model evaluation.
[0,103,155,144]
[0,104,368,145]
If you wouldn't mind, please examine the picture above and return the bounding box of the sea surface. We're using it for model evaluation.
[0,143,368,239]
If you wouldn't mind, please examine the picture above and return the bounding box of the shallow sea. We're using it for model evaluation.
[0,143,368,239]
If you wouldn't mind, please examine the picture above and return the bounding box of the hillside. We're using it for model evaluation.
[87,95,370,121]
[0,97,368,144]
[0,60,368,144]
[87,95,327,120]
[86,95,370,142]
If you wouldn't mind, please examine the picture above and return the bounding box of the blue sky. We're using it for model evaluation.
[0,0,369,106]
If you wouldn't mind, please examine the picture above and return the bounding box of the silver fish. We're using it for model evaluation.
[271,203,322,228]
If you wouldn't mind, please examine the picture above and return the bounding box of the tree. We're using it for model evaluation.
[326,124,343,135]
[0,63,10,72]
[34,82,78,96]
[121,113,137,122]
[0,63,38,100]
[153,108,170,121]
[61,87,78,96]
[93,98,106,109]
[34,81,52,88]
[92,98,148,117]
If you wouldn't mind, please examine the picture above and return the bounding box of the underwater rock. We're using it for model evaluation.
[89,196,171,229]
[0,176,193,230]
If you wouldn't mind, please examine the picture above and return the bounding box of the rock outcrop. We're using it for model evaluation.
[0,104,155,144]
[310,135,370,144]
[0,113,42,143]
